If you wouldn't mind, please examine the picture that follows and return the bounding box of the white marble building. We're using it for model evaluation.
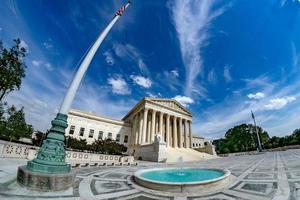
[65,98,208,157]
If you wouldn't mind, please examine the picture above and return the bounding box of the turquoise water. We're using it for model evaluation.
[140,169,224,183]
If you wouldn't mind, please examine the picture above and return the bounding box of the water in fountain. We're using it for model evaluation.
[177,156,185,176]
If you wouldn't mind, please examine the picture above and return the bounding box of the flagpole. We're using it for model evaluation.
[60,1,131,114]
[17,1,132,191]
[251,110,262,152]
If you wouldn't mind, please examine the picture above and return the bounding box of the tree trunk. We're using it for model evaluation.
[0,89,7,102]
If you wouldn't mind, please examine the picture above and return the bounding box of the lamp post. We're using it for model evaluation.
[251,110,262,152]
[17,1,131,191]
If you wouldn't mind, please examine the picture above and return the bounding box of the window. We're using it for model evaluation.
[69,125,75,135]
[124,135,128,143]
[98,131,103,140]
[107,132,112,139]
[79,127,85,136]
[89,129,94,138]
[116,134,121,142]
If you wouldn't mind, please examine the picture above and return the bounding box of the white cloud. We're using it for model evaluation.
[108,77,131,95]
[223,65,232,82]
[171,70,179,77]
[32,60,42,67]
[130,75,152,88]
[207,69,217,84]
[113,43,149,75]
[264,96,296,110]
[43,39,53,49]
[20,40,29,51]
[32,60,53,71]
[173,95,194,107]
[169,0,226,96]
[146,92,161,98]
[45,63,54,71]
[247,92,265,99]
[103,51,114,65]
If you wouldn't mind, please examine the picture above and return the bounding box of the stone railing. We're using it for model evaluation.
[0,140,35,159]
[0,140,136,168]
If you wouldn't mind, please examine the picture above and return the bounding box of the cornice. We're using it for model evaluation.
[69,109,131,127]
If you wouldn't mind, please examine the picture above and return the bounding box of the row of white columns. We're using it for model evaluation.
[130,108,192,148]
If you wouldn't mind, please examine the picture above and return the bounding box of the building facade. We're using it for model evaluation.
[65,98,204,155]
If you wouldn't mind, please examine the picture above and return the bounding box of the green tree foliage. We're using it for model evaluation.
[32,131,47,146]
[0,105,33,141]
[214,124,269,154]
[214,124,300,154]
[0,39,27,101]
[65,136,127,155]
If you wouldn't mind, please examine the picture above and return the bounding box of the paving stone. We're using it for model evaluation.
[1,149,300,199]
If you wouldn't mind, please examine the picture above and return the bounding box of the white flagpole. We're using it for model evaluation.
[59,1,131,114]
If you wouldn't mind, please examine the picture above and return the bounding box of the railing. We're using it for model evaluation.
[0,140,137,168]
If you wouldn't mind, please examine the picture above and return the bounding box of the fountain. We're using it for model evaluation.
[133,157,231,193]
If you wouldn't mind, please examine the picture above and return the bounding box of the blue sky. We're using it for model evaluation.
[1,0,300,139]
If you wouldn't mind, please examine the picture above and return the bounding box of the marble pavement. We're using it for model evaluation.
[0,149,300,200]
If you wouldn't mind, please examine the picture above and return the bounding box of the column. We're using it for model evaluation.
[147,115,151,142]
[151,110,156,142]
[142,108,148,144]
[184,119,188,148]
[179,118,183,148]
[130,115,137,146]
[188,120,192,148]
[159,112,164,141]
[173,116,177,148]
[138,112,143,144]
[166,114,170,147]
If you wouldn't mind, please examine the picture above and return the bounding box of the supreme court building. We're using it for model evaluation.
[65,98,205,158]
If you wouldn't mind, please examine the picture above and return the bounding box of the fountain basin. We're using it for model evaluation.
[134,167,231,192]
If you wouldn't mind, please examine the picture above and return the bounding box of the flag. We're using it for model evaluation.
[115,1,131,17]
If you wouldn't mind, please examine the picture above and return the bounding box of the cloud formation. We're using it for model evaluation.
[107,77,131,95]
[169,0,225,96]
[223,65,232,82]
[113,43,149,75]
[264,96,296,110]
[103,50,114,65]
[247,92,265,99]
[130,75,152,88]
[173,95,194,107]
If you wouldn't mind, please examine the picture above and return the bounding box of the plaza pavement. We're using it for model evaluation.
[0,149,300,200]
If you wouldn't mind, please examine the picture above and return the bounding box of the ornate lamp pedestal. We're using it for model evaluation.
[17,113,74,191]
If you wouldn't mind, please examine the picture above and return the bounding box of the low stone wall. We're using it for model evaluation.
[0,140,135,167]
[0,140,35,159]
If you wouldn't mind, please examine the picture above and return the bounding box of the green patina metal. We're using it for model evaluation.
[27,113,71,174]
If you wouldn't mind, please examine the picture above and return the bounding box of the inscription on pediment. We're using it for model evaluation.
[149,100,190,115]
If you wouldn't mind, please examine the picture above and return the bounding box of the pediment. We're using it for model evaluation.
[147,98,192,115]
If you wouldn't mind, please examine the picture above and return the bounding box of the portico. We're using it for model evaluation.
[124,98,193,151]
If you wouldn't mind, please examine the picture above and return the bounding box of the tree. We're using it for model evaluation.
[0,39,27,101]
[215,124,270,153]
[5,105,33,141]
[32,131,47,146]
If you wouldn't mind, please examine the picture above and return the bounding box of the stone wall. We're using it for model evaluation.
[0,140,35,159]
[0,140,135,167]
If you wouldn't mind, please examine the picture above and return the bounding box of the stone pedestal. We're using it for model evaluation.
[17,166,74,191]
[137,134,167,162]
[17,113,74,191]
